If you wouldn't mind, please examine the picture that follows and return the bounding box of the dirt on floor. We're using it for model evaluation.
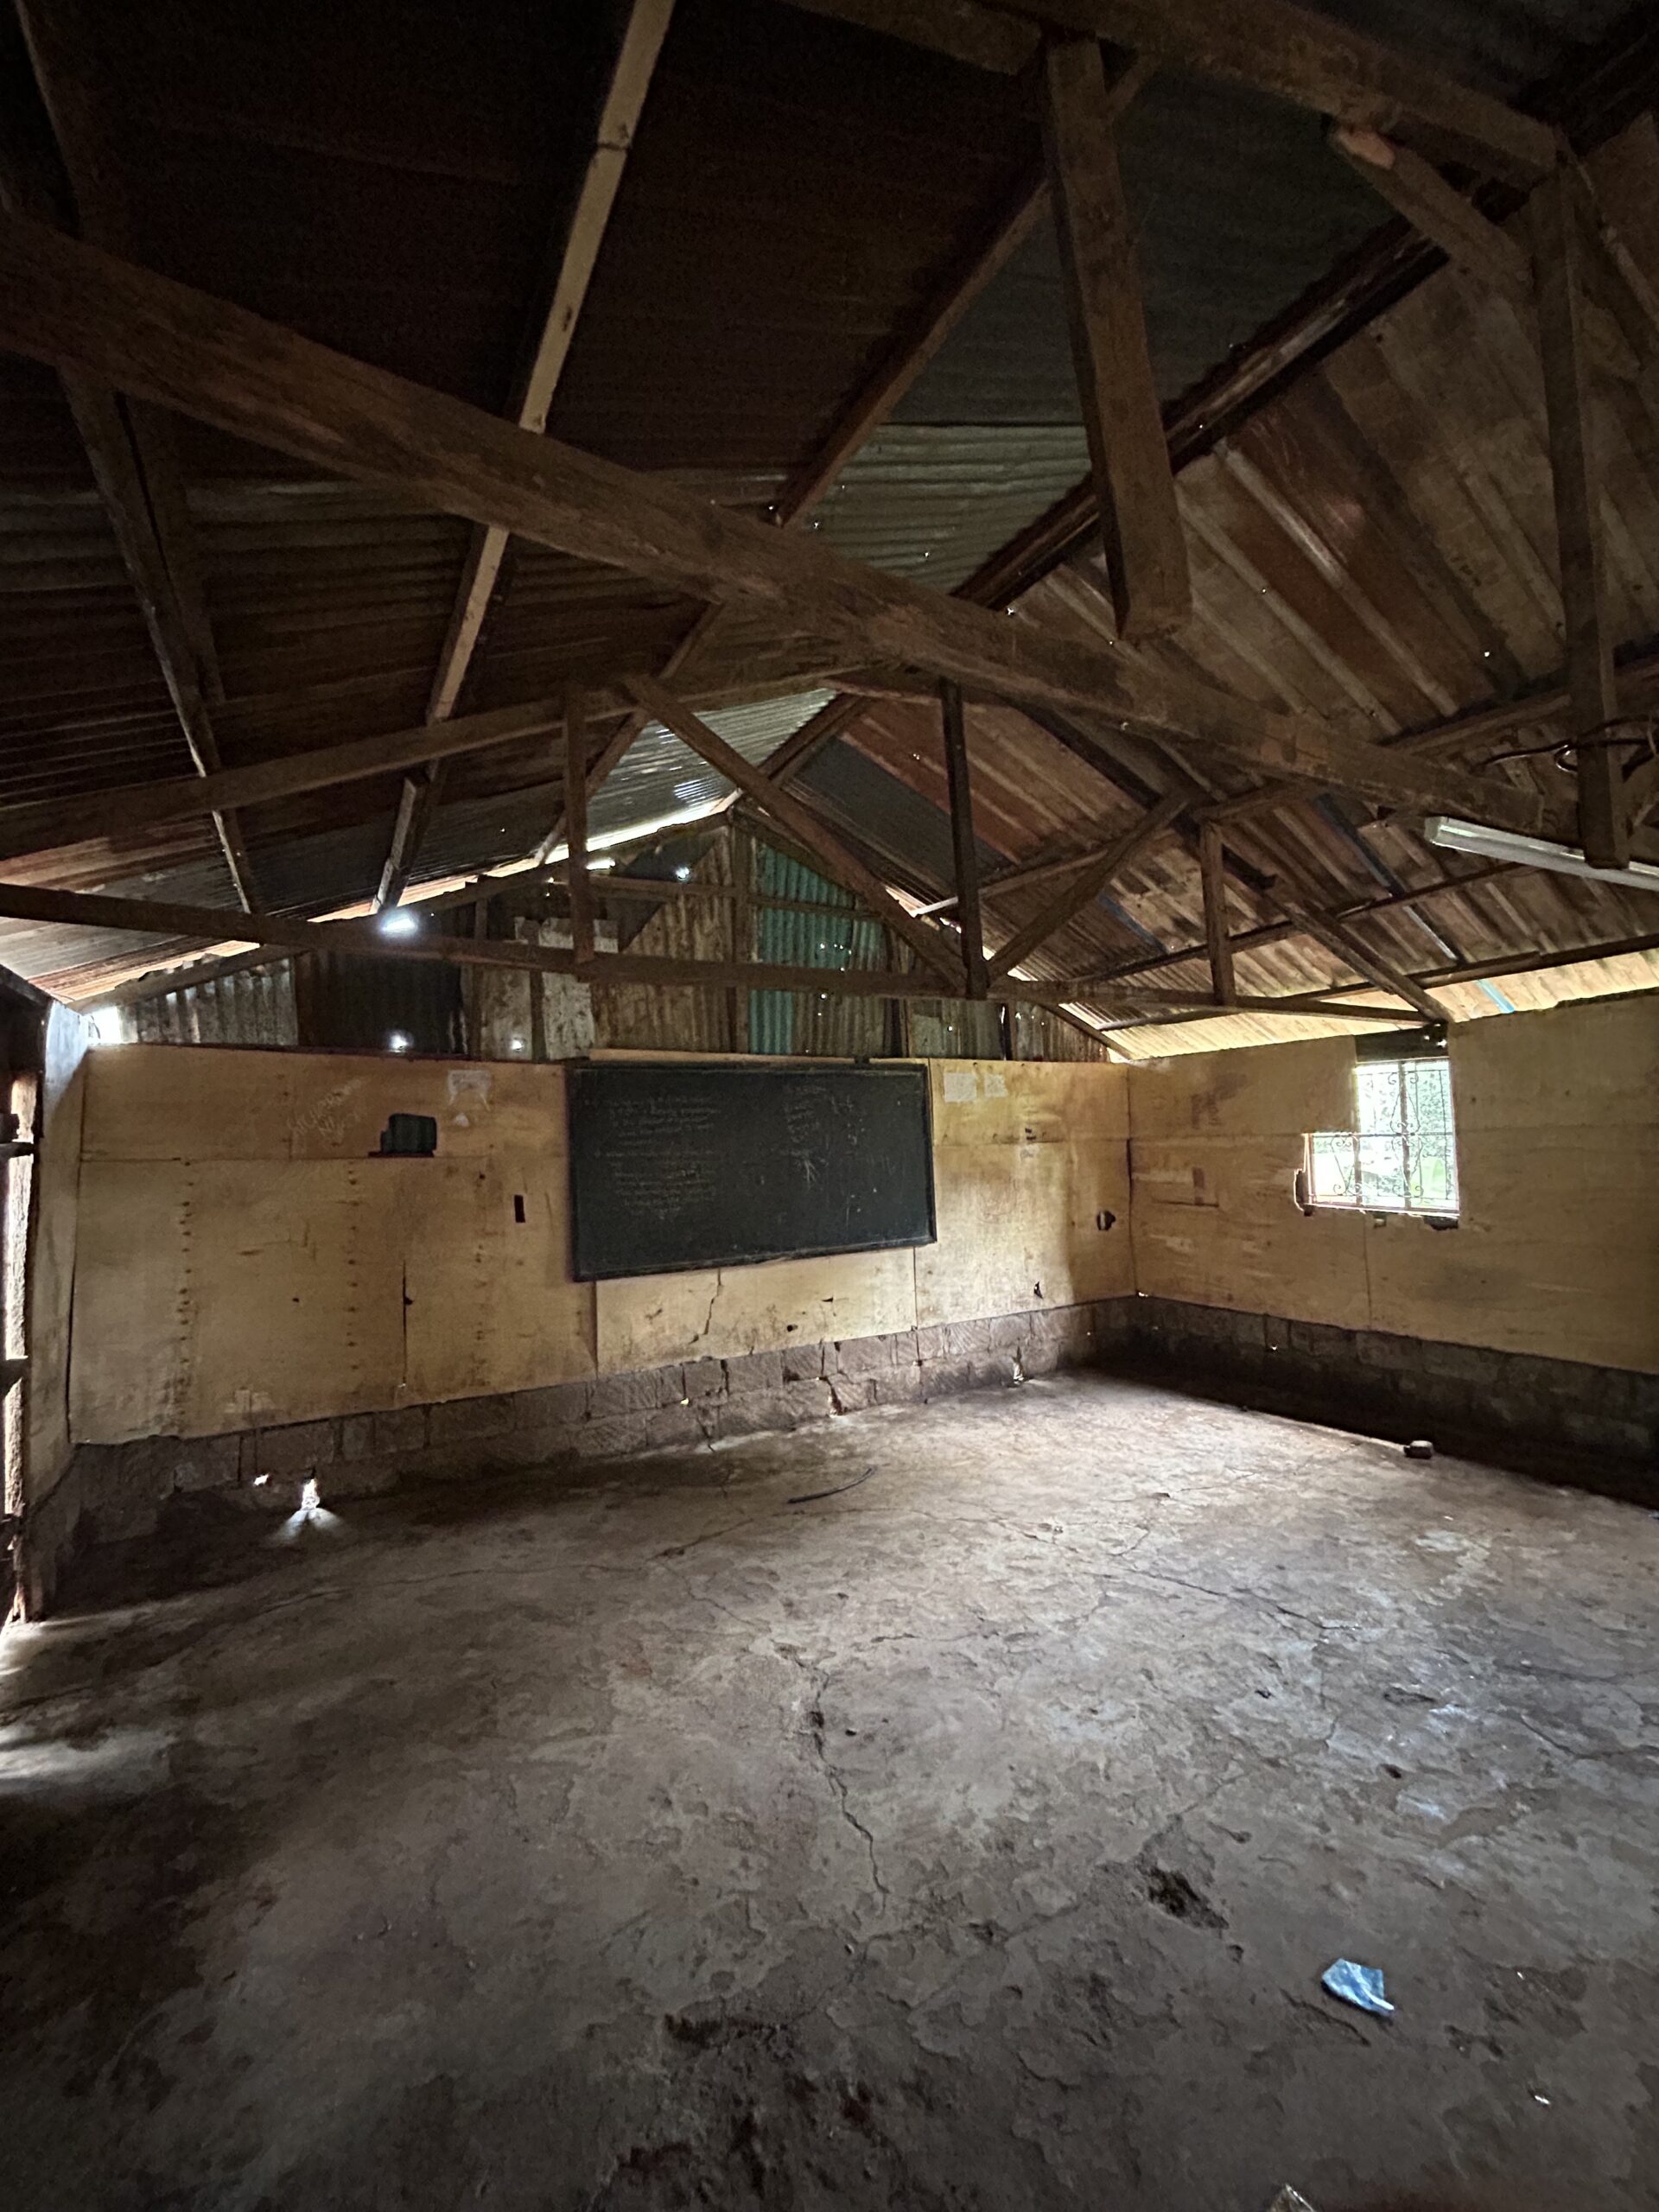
[1,1372,1655,2211]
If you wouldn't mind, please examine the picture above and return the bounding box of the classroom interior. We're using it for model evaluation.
[1,3,1656,2207]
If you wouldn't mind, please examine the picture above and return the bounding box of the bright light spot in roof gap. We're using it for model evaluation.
[387,1031,411,1054]
[675,865,691,880]
[380,908,419,937]
[510,1037,526,1052]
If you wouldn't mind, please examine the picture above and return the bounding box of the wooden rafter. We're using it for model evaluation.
[0,647,859,875]
[626,677,964,985]
[1533,165,1627,869]
[1330,126,1637,382]
[986,785,1184,980]
[1197,822,1236,1004]
[1040,35,1188,638]
[563,685,594,968]
[796,0,1554,182]
[938,683,988,996]
[0,872,1427,1027]
[1064,859,1515,988]
[9,0,259,912]
[374,0,677,912]
[0,212,1575,846]
[1012,0,1554,185]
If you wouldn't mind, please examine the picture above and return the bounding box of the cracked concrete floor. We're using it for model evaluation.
[3,1372,1656,2211]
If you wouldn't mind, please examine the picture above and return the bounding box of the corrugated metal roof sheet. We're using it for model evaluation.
[813,425,1091,592]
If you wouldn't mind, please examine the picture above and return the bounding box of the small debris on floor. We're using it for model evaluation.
[1321,1959,1395,2016]
[1404,1439,1435,1459]
[1265,2189,1319,2212]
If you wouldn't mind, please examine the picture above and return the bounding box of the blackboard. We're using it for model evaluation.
[567,1061,935,1281]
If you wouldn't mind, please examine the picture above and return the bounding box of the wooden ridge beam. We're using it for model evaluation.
[1041,36,1188,638]
[987,785,1184,979]
[627,677,964,985]
[0,212,1567,846]
[377,0,676,910]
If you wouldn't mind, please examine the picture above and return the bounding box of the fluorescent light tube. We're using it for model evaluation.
[1423,816,1659,895]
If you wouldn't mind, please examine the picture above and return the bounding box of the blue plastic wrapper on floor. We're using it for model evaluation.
[1321,1960,1395,2015]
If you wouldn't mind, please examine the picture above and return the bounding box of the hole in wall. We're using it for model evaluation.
[513,1193,526,1224]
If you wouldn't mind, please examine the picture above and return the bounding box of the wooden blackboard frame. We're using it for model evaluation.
[567,1059,936,1281]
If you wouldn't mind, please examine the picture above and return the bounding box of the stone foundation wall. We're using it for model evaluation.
[23,1291,1657,1613]
[22,1300,1131,1607]
[1107,1296,1659,1503]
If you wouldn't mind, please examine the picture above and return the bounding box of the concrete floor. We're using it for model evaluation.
[2,1374,1656,2212]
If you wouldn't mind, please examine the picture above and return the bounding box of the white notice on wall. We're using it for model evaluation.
[942,1069,978,1103]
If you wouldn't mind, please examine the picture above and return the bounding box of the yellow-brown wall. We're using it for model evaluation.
[69,1047,1133,1444]
[1128,995,1659,1374]
[60,993,1659,1455]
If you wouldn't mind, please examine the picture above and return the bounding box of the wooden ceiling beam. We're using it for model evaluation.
[0,645,856,874]
[0,212,1569,842]
[9,0,260,912]
[1041,36,1188,638]
[0,698,565,868]
[375,0,677,912]
[1197,820,1236,1004]
[627,677,964,985]
[986,785,1183,979]
[1533,165,1628,869]
[1007,0,1554,185]
[1331,125,1637,382]
[7,871,1428,1027]
[1064,859,1515,988]
[938,682,988,995]
[1205,641,1659,836]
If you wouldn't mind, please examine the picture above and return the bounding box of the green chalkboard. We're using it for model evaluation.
[568,1060,935,1281]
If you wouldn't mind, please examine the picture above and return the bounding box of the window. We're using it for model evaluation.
[1304,1055,1459,1217]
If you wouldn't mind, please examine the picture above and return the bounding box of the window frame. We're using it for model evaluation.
[1302,1052,1460,1220]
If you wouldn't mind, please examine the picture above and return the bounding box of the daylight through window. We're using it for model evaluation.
[1304,1056,1459,1216]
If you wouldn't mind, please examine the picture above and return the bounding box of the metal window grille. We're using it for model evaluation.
[1305,1057,1459,1216]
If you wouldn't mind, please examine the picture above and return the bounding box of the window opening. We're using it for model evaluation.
[1303,1055,1459,1217]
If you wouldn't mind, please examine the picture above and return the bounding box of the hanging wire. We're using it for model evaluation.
[1480,713,1658,774]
